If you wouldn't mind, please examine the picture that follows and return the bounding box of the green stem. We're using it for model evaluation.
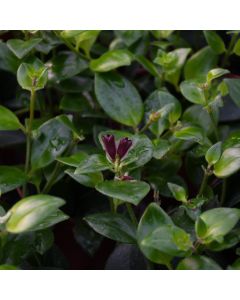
[23,89,36,196]
[220,179,227,206]
[126,203,138,227]
[208,110,219,141]
[139,120,152,134]
[198,171,209,197]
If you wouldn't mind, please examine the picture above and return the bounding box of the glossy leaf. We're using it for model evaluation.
[205,142,222,165]
[17,59,48,91]
[96,180,150,206]
[174,125,205,144]
[0,105,23,131]
[204,31,226,54]
[180,80,206,105]
[6,194,68,233]
[0,166,27,194]
[31,117,71,170]
[84,212,136,243]
[184,46,218,81]
[168,182,188,203]
[65,169,103,188]
[144,90,181,136]
[214,147,240,178]
[90,49,133,72]
[177,255,222,270]
[51,51,88,81]
[195,208,240,243]
[224,79,240,107]
[57,152,88,167]
[74,154,111,174]
[7,38,42,59]
[95,72,143,127]
[207,68,229,84]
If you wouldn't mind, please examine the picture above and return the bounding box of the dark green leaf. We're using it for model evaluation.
[96,180,150,205]
[7,38,42,59]
[204,31,226,54]
[65,168,103,188]
[74,154,111,174]
[95,72,143,127]
[224,79,240,107]
[84,212,136,243]
[177,255,222,270]
[0,166,27,194]
[0,105,23,131]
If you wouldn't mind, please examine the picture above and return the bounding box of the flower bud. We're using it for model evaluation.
[117,137,132,159]
[102,134,117,161]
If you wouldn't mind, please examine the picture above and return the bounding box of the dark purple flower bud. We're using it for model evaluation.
[120,175,134,181]
[102,134,117,161]
[117,137,132,159]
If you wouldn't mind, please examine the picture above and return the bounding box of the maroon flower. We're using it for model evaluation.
[117,137,132,159]
[102,134,117,161]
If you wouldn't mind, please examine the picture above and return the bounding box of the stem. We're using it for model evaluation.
[220,179,227,206]
[198,170,209,196]
[208,109,219,141]
[139,120,152,134]
[126,203,138,227]
[23,89,36,196]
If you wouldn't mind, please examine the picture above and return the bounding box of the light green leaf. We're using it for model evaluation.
[74,154,111,174]
[57,152,88,167]
[214,147,240,177]
[180,81,206,105]
[177,255,222,270]
[0,105,23,131]
[65,168,103,188]
[6,194,68,233]
[90,49,133,72]
[195,207,240,243]
[174,125,205,144]
[205,142,222,165]
[207,68,229,84]
[168,182,188,203]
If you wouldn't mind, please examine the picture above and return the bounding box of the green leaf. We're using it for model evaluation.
[0,166,27,194]
[233,39,240,56]
[65,168,103,188]
[84,212,136,243]
[31,117,71,170]
[0,40,20,73]
[168,182,188,203]
[0,105,23,131]
[224,78,240,107]
[214,147,240,177]
[144,90,181,136]
[90,49,133,72]
[74,154,111,174]
[152,139,170,159]
[114,30,142,46]
[51,51,88,81]
[98,130,153,170]
[35,229,54,255]
[141,224,192,257]
[195,208,240,243]
[205,142,222,165]
[135,55,160,77]
[207,68,229,84]
[184,46,218,81]
[95,72,143,127]
[6,194,68,234]
[137,203,173,265]
[174,125,205,144]
[17,59,48,91]
[59,94,92,112]
[0,265,19,270]
[180,81,206,105]
[96,180,150,206]
[7,38,42,59]
[177,255,222,270]
[204,31,226,54]
[57,152,88,167]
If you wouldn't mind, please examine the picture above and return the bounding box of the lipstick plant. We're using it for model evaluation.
[0,30,240,269]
